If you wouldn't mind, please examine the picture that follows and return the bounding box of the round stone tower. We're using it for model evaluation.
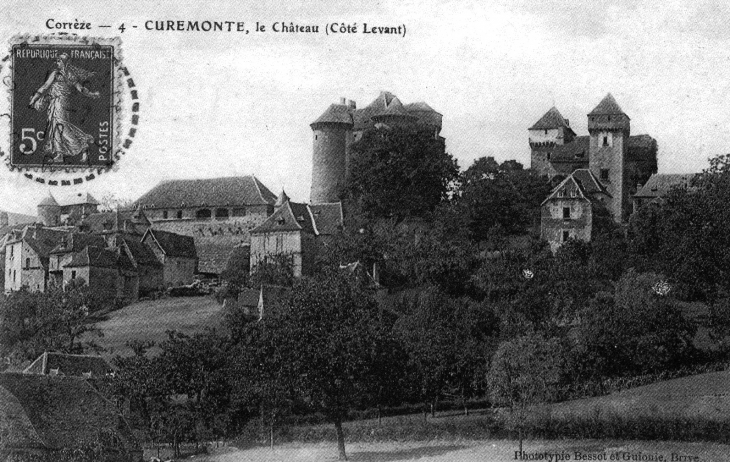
[37,193,61,226]
[310,100,354,204]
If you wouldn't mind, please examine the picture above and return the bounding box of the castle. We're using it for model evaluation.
[309,91,443,203]
[534,94,659,249]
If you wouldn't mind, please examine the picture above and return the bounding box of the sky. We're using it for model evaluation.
[1,0,729,215]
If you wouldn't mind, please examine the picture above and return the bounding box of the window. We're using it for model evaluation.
[25,258,30,269]
[546,152,552,160]
[562,230,570,242]
[232,208,246,217]
[71,270,76,279]
[163,211,168,219]
[603,136,609,147]
[600,169,610,181]
[215,208,230,220]
[196,209,212,219]
[176,210,183,219]
[544,129,548,135]
[9,246,13,258]
[315,135,318,140]
[563,207,570,219]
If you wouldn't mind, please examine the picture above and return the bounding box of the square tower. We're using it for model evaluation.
[587,93,631,222]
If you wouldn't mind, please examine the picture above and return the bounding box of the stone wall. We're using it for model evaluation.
[540,198,592,252]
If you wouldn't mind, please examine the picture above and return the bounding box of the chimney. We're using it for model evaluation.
[339,97,347,105]
[348,99,356,109]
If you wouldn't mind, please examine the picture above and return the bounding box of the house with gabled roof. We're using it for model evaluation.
[250,191,343,277]
[63,245,139,302]
[541,169,611,252]
[632,173,696,213]
[0,372,141,461]
[4,224,67,293]
[141,228,198,287]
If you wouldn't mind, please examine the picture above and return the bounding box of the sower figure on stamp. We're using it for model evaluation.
[28,53,100,163]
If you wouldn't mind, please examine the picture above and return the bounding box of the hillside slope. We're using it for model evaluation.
[87,296,225,357]
[550,370,730,421]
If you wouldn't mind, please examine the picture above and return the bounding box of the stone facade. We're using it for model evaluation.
[530,94,658,223]
[540,169,609,252]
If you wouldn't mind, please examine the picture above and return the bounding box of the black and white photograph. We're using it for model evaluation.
[1,1,730,461]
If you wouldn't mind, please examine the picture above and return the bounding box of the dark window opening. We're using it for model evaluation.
[25,258,30,269]
[315,135,318,140]
[600,169,610,181]
[163,211,168,219]
[71,270,76,279]
[546,152,552,160]
[196,209,212,220]
[563,207,570,219]
[603,136,609,147]
[176,210,183,219]
[562,230,570,242]
[233,208,247,217]
[544,129,548,135]
[215,208,230,220]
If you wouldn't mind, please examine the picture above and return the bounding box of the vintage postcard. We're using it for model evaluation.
[1,1,729,462]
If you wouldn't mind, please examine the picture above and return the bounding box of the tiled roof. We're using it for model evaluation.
[38,194,59,207]
[80,210,149,235]
[540,135,656,163]
[309,203,344,235]
[311,104,354,126]
[119,234,163,267]
[634,173,696,199]
[542,169,610,205]
[65,246,119,269]
[589,93,626,115]
[0,372,138,451]
[49,233,106,255]
[136,176,277,209]
[20,227,68,261]
[23,352,113,377]
[572,169,609,195]
[529,106,571,130]
[144,229,197,259]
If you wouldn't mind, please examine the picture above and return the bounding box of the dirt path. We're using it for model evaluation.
[191,439,730,462]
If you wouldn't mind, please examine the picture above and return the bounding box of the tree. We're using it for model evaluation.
[459,157,551,241]
[0,282,104,364]
[628,154,730,301]
[573,269,696,380]
[256,269,396,460]
[345,125,459,220]
[487,333,565,452]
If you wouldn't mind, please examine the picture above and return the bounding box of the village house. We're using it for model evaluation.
[0,372,141,461]
[632,173,696,213]
[37,192,100,227]
[141,228,198,287]
[249,190,343,277]
[135,176,277,277]
[62,245,139,302]
[540,169,610,252]
[4,225,67,293]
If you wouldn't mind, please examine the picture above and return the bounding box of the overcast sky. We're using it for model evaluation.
[1,0,729,215]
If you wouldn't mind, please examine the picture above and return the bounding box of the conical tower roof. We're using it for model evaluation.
[589,93,626,116]
[529,106,570,130]
[38,193,59,207]
[311,104,354,128]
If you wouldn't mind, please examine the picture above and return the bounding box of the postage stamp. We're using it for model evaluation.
[0,34,136,185]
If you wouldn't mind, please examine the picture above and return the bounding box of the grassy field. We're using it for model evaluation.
[179,439,730,462]
[86,296,224,357]
[550,369,730,421]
